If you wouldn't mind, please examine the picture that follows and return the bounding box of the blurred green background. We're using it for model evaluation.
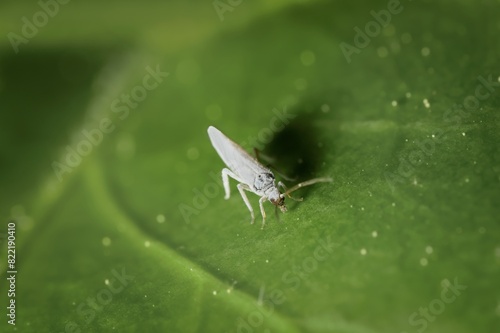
[1,0,499,332]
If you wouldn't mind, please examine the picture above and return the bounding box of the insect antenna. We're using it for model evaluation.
[284,177,333,197]
[253,148,297,182]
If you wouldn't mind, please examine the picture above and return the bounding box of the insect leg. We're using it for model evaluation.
[237,183,255,224]
[274,205,281,223]
[221,168,241,200]
[258,196,268,229]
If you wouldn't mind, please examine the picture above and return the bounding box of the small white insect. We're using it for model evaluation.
[207,126,332,228]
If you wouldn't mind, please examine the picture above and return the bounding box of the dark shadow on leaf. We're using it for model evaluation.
[264,103,340,199]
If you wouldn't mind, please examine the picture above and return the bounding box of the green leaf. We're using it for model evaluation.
[1,1,499,332]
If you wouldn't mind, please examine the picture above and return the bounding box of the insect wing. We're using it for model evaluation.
[208,126,270,184]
